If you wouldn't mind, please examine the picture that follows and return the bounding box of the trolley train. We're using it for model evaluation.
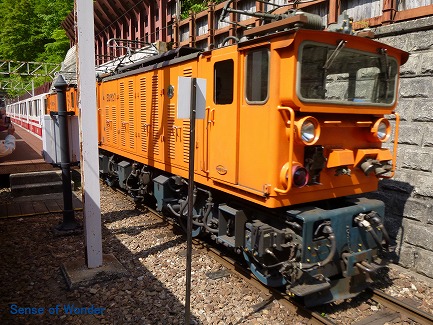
[5,92,48,138]
[23,6,411,306]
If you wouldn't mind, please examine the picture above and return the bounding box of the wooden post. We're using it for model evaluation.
[207,2,215,49]
[189,14,196,47]
[383,0,397,25]
[328,0,339,25]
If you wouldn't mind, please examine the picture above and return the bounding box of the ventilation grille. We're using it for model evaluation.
[139,77,147,153]
[128,80,135,150]
[183,120,190,163]
[167,104,176,159]
[183,67,193,77]
[182,67,193,163]
[151,75,159,155]
[105,105,110,144]
[119,82,126,147]
[112,105,117,145]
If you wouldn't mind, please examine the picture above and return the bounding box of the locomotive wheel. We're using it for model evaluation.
[243,252,287,287]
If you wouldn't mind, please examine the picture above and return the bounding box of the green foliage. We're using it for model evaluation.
[0,0,43,61]
[34,0,73,63]
[180,0,226,20]
[0,0,73,95]
[39,29,71,63]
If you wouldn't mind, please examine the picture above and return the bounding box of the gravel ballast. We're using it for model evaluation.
[0,183,432,324]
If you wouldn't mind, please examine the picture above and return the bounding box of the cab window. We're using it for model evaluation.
[214,59,234,105]
[245,48,269,103]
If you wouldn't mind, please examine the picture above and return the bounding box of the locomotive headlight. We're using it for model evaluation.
[371,118,391,142]
[295,116,320,145]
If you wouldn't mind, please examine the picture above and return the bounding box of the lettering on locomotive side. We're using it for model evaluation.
[106,93,116,102]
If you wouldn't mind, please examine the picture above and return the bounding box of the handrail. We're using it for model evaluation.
[202,106,211,173]
[381,112,400,179]
[274,106,295,194]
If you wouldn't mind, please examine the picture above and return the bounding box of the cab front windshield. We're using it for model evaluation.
[298,42,398,105]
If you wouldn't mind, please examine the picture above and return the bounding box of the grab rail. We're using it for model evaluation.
[274,106,295,194]
[381,112,400,179]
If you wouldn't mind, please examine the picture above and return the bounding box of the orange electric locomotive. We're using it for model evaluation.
[58,6,408,305]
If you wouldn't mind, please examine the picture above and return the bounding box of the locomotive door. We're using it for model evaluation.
[238,46,271,192]
[204,51,239,184]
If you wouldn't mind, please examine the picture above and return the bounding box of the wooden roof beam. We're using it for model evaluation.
[101,0,119,18]
[93,10,106,33]
[111,0,127,13]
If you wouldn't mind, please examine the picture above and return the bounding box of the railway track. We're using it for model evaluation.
[198,239,433,325]
[129,191,433,325]
[367,288,433,325]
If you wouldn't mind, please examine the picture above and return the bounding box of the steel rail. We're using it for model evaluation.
[368,288,433,325]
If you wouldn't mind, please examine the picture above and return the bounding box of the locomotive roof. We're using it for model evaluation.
[236,27,409,65]
[293,28,409,65]
[100,14,409,83]
[100,46,202,82]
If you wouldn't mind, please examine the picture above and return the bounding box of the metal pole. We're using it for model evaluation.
[54,74,79,231]
[185,77,197,325]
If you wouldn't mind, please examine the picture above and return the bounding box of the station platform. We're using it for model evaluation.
[0,192,83,219]
[0,124,55,175]
[1,124,82,218]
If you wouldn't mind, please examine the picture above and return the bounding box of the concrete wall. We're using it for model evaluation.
[371,16,433,278]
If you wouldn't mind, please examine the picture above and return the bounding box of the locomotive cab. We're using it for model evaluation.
[238,28,409,207]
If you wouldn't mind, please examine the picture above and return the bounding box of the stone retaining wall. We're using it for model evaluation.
[371,16,433,278]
